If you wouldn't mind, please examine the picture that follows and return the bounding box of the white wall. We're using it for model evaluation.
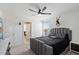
[62,10,79,44]
[3,19,12,39]
[0,11,12,41]
[0,10,24,46]
[31,21,42,38]
[51,9,79,44]
[13,24,23,46]
[23,15,52,38]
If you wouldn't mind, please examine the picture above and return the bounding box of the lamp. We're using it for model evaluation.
[43,28,48,36]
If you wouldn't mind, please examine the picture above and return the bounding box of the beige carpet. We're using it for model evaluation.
[10,36,35,55]
[10,44,35,55]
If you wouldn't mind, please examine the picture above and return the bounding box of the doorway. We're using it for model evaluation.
[23,22,32,47]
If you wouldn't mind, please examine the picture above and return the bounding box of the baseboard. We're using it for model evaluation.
[71,43,79,52]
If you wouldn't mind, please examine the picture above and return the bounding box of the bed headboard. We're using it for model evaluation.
[49,28,72,41]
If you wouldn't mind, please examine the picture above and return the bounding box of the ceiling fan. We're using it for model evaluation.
[28,6,52,15]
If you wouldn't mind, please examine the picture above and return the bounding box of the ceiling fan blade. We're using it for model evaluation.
[40,13,51,15]
[42,7,47,12]
[29,9,37,13]
[31,14,38,16]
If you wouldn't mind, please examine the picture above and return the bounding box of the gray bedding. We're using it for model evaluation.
[36,36,64,46]
[35,36,70,55]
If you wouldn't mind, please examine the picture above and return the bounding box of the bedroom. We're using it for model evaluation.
[0,3,79,55]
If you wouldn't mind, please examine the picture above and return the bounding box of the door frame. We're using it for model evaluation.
[23,21,32,44]
[24,22,32,37]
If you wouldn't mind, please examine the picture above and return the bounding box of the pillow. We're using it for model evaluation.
[49,36,56,38]
[49,35,63,39]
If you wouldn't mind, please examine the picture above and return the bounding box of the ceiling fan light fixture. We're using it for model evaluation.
[38,14,41,16]
[28,6,52,16]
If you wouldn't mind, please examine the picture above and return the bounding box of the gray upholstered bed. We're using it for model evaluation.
[30,28,72,55]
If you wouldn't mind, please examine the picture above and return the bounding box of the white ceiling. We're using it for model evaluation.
[0,3,79,22]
